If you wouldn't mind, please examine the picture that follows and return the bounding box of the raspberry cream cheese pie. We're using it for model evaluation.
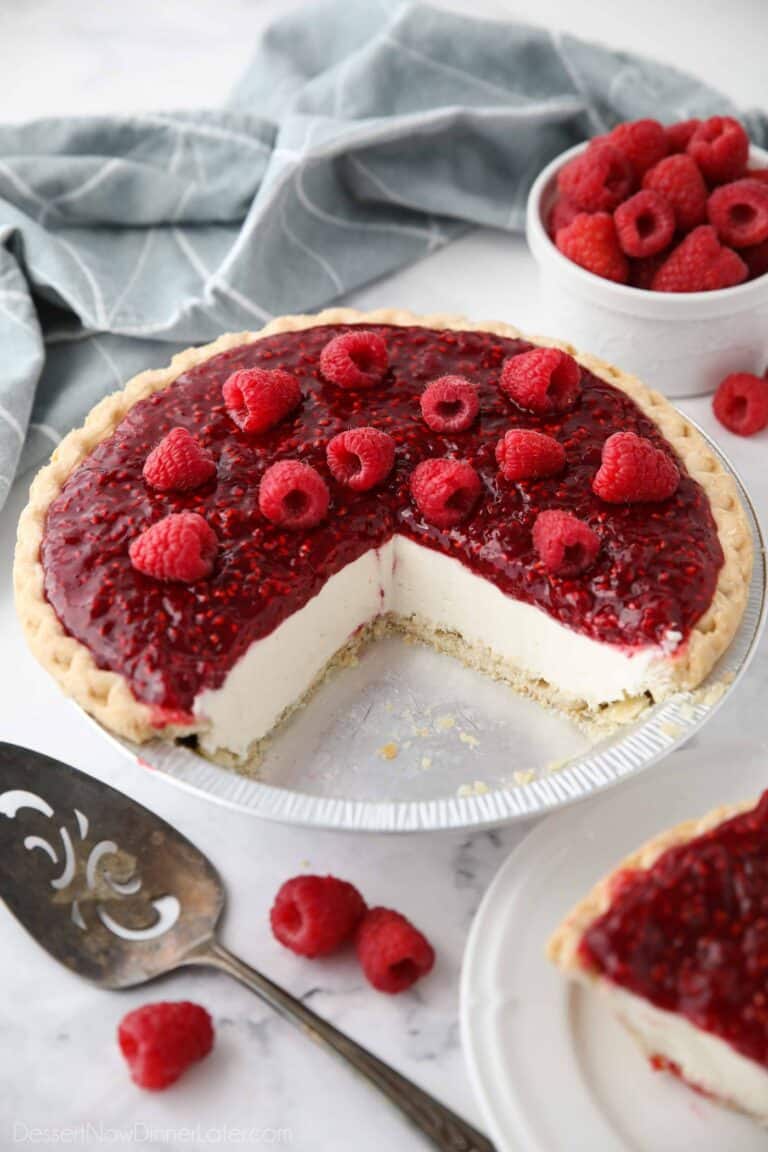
[14,308,751,763]
[549,794,768,1122]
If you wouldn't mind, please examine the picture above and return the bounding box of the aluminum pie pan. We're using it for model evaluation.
[97,423,766,833]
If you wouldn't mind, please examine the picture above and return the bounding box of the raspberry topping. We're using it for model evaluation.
[607,118,669,177]
[41,324,724,716]
[707,178,768,248]
[496,429,565,482]
[143,427,216,492]
[578,793,768,1072]
[320,329,388,389]
[651,225,747,293]
[420,375,480,433]
[593,431,679,504]
[557,142,635,212]
[555,212,629,283]
[614,190,675,258]
[326,427,395,491]
[532,509,600,577]
[223,367,301,434]
[129,512,218,582]
[713,372,768,436]
[643,154,708,232]
[410,458,482,528]
[270,875,367,958]
[118,1002,214,1091]
[259,460,329,528]
[687,115,749,184]
[501,347,581,414]
[356,907,435,994]
[665,118,701,154]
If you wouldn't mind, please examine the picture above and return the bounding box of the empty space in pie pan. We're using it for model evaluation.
[94,424,766,833]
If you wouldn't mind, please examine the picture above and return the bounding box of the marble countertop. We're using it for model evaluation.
[0,2,766,1149]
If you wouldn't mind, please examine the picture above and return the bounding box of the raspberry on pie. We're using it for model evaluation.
[223,367,301,434]
[410,458,482,528]
[326,427,395,491]
[259,460,330,529]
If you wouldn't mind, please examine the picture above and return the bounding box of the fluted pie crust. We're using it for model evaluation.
[14,308,753,747]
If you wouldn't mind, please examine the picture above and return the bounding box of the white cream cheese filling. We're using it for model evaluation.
[195,535,669,758]
[601,981,768,1122]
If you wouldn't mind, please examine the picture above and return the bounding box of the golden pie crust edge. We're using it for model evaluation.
[13,307,754,744]
[548,799,752,977]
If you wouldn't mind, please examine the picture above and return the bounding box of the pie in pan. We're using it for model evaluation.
[14,308,752,764]
[549,793,768,1122]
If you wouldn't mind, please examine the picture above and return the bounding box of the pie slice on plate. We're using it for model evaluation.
[14,308,752,764]
[550,793,768,1123]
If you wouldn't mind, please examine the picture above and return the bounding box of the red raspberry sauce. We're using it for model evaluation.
[41,324,723,716]
[580,793,768,1068]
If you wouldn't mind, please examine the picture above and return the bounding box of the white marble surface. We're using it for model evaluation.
[0,2,766,1149]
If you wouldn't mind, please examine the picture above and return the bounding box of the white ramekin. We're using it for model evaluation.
[526,142,768,398]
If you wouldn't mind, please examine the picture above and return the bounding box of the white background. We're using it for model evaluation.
[0,2,766,1150]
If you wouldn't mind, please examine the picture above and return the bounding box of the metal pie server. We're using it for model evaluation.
[0,742,495,1151]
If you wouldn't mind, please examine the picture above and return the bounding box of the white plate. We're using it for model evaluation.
[102,427,765,832]
[460,757,768,1152]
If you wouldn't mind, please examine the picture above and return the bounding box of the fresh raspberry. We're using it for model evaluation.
[270,875,367,958]
[743,237,768,280]
[500,347,581,414]
[222,367,301,434]
[420,375,480,433]
[546,194,581,238]
[614,190,675,258]
[687,116,749,184]
[142,427,216,492]
[629,252,668,291]
[747,168,768,185]
[593,431,680,503]
[326,427,395,491]
[607,118,668,177]
[495,429,565,482]
[258,460,329,529]
[665,118,701,154]
[557,142,635,212]
[712,373,768,436]
[356,908,435,994]
[118,1002,214,1090]
[410,458,482,528]
[320,330,388,389]
[532,510,600,577]
[643,154,708,231]
[555,212,629,283]
[651,226,747,292]
[707,179,768,248]
[129,513,217,582]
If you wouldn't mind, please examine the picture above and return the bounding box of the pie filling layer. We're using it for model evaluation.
[603,983,768,1119]
[40,323,724,746]
[579,793,768,1074]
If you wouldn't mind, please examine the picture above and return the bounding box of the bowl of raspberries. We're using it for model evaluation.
[526,116,768,398]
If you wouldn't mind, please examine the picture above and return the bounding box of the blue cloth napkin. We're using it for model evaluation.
[1,0,765,509]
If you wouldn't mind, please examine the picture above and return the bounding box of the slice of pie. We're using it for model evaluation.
[14,308,751,763]
[549,794,768,1122]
